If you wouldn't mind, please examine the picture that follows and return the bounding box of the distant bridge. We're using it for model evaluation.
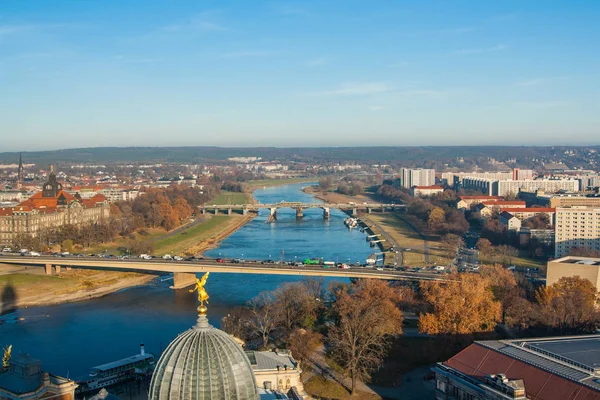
[201,202,404,219]
[0,255,447,290]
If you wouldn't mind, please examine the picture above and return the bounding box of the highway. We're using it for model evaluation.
[0,254,450,282]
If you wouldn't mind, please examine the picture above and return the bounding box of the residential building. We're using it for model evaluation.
[0,353,77,399]
[399,168,435,189]
[554,207,600,258]
[512,168,534,180]
[410,185,444,197]
[578,175,600,190]
[99,188,142,202]
[499,211,522,231]
[0,192,22,203]
[433,335,600,400]
[497,179,579,197]
[441,171,512,187]
[0,167,109,245]
[520,189,600,208]
[546,256,600,287]
[499,207,555,223]
[456,196,504,210]
[462,178,579,197]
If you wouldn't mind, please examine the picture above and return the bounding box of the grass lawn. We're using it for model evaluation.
[153,215,247,256]
[304,376,381,400]
[367,214,452,267]
[86,228,167,254]
[212,191,252,205]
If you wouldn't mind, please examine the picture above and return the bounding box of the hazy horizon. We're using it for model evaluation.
[2,0,599,151]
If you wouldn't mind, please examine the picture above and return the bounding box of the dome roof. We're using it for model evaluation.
[149,312,259,400]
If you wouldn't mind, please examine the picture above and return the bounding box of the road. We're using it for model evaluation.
[0,254,451,282]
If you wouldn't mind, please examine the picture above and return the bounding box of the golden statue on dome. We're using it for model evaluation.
[189,272,210,314]
[2,344,11,368]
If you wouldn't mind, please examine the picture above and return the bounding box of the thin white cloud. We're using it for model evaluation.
[513,76,571,87]
[398,89,446,97]
[309,82,392,96]
[455,44,507,55]
[219,50,272,58]
[306,57,331,67]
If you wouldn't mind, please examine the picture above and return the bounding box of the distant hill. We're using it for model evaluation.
[1,146,599,169]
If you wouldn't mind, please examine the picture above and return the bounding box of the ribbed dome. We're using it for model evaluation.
[149,314,259,400]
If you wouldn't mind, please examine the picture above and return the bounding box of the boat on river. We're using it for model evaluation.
[76,344,155,394]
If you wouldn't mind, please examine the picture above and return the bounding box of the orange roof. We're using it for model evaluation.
[500,207,555,213]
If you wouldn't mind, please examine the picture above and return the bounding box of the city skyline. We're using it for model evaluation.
[1,0,600,151]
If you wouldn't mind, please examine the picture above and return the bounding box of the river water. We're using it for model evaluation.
[0,183,374,378]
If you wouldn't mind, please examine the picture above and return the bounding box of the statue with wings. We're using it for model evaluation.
[189,272,210,306]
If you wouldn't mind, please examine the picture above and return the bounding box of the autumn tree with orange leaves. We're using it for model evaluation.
[536,276,599,334]
[328,280,403,395]
[419,272,501,335]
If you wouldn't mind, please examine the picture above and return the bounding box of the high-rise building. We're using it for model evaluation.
[461,178,580,197]
[554,206,600,258]
[399,168,435,189]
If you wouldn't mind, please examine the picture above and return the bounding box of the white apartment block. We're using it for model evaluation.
[461,178,580,197]
[399,168,435,189]
[442,171,513,186]
[555,207,600,258]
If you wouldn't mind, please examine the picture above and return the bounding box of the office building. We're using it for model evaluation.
[554,207,600,258]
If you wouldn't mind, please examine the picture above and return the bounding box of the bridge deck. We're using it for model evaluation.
[0,256,447,282]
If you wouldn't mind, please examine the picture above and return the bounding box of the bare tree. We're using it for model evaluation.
[327,280,403,394]
[247,292,282,350]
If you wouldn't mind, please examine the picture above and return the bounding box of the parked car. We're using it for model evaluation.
[140,254,152,260]
[173,256,184,261]
[216,258,225,263]
[2,247,11,252]
[162,254,173,260]
[29,251,41,257]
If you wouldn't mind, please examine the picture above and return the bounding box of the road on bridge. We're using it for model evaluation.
[0,254,450,283]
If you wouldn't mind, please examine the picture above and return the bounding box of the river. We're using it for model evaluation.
[0,183,374,378]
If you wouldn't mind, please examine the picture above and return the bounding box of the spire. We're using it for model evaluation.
[17,154,24,189]
[50,165,54,174]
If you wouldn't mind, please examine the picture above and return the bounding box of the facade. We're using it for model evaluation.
[399,168,435,189]
[477,201,526,216]
[433,335,600,400]
[0,353,77,400]
[411,185,444,197]
[512,168,534,180]
[0,192,22,203]
[99,188,142,203]
[0,168,109,245]
[248,350,304,395]
[499,207,555,223]
[554,207,600,258]
[497,179,579,197]
[518,228,555,247]
[578,175,600,190]
[546,256,600,287]
[520,190,600,208]
[499,211,522,231]
[441,171,513,187]
[462,178,580,197]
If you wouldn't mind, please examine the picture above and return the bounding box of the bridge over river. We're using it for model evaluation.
[201,201,403,219]
[0,255,448,289]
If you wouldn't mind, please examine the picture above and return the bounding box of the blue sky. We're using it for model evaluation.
[1,0,599,151]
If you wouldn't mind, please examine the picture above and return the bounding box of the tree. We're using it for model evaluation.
[318,177,333,192]
[61,239,74,253]
[476,238,493,260]
[288,328,323,365]
[246,292,281,349]
[273,281,322,332]
[480,264,518,322]
[328,280,403,394]
[427,207,445,231]
[419,273,501,335]
[440,234,463,259]
[536,276,599,334]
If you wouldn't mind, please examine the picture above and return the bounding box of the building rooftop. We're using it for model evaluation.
[552,256,600,266]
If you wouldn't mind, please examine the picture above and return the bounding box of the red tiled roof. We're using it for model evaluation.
[482,201,526,206]
[459,196,504,200]
[445,343,599,400]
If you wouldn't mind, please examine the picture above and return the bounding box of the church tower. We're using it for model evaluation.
[42,165,63,198]
[17,153,24,189]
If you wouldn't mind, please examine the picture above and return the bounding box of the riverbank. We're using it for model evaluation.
[0,267,156,312]
[303,185,375,204]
